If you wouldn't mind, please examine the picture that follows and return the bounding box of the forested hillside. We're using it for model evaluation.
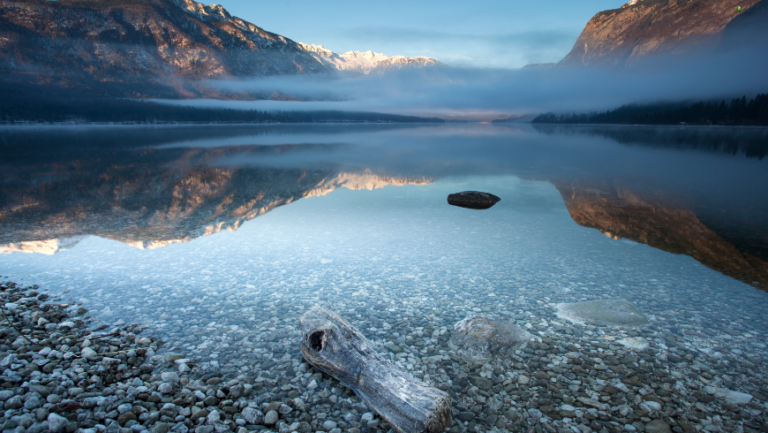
[532,94,768,126]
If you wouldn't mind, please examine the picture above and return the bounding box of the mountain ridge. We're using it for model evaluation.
[559,0,763,67]
[0,0,446,98]
[0,0,329,97]
[298,43,444,73]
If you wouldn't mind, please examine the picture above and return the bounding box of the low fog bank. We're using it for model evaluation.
[158,48,768,120]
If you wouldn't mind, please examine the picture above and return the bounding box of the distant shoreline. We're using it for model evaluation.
[529,94,768,127]
[4,121,768,129]
[524,122,768,129]
[0,95,445,125]
[0,121,448,127]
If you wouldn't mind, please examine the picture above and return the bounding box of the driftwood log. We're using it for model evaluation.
[300,306,451,433]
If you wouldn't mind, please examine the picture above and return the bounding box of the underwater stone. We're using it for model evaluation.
[712,388,753,405]
[163,352,184,363]
[644,419,671,433]
[617,337,649,350]
[556,299,647,327]
[449,316,531,362]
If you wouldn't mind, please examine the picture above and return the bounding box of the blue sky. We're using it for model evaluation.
[220,0,626,69]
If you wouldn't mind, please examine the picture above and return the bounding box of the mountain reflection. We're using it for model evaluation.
[1,124,766,292]
[553,178,768,292]
[0,143,432,252]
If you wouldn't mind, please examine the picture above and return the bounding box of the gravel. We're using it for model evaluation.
[2,274,768,433]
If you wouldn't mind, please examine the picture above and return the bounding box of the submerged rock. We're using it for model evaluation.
[556,299,647,326]
[644,419,671,433]
[449,316,531,362]
[447,191,501,209]
[708,387,753,405]
[617,337,648,350]
[163,352,184,363]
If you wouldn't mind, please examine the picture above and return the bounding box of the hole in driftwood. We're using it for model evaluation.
[309,330,325,352]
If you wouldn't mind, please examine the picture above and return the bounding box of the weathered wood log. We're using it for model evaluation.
[447,191,500,209]
[300,306,451,433]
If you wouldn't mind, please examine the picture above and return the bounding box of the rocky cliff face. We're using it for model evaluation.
[554,178,768,291]
[718,0,768,51]
[298,43,443,74]
[559,0,763,67]
[0,0,330,96]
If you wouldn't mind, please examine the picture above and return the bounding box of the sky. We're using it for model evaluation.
[220,0,626,69]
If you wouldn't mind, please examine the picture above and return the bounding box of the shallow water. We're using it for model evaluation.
[1,124,768,432]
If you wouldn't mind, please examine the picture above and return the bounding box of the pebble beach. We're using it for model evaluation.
[2,267,767,433]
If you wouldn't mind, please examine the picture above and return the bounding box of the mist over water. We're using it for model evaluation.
[160,49,768,118]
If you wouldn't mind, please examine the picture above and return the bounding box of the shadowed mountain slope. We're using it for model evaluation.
[559,0,763,67]
[0,0,330,97]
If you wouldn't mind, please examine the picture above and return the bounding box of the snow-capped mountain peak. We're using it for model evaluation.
[299,43,334,56]
[298,43,444,73]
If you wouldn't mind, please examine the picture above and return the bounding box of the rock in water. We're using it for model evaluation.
[449,316,531,362]
[447,191,501,209]
[264,410,278,425]
[300,306,451,433]
[556,299,647,326]
[617,337,649,350]
[711,388,753,405]
[47,413,68,432]
[644,419,672,433]
[163,352,185,363]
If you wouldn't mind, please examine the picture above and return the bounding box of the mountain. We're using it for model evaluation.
[0,0,331,97]
[298,43,444,74]
[718,0,768,51]
[559,0,763,67]
[0,0,444,98]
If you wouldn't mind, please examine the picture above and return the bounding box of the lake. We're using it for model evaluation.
[1,123,767,432]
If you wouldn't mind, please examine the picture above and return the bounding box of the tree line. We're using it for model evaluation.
[532,94,768,126]
[0,95,443,124]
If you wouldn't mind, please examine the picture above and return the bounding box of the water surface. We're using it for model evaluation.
[1,124,767,432]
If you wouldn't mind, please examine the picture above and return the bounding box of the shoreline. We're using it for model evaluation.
[0,281,368,433]
[0,121,447,128]
[2,277,768,433]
